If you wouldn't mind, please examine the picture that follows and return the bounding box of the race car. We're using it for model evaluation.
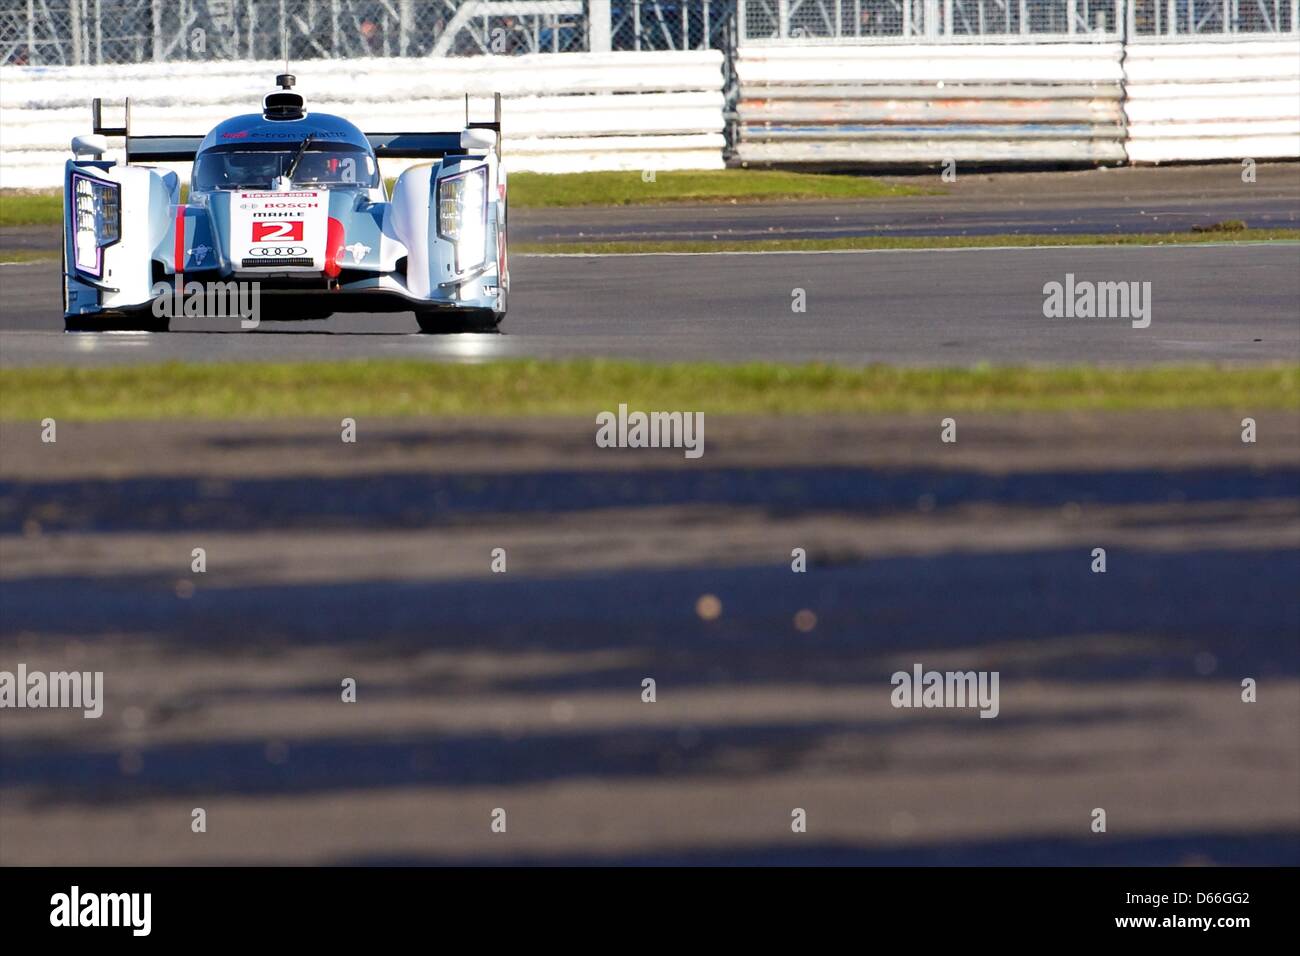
[62,74,508,333]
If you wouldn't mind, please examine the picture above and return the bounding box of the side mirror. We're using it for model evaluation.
[71,134,109,158]
[460,128,495,151]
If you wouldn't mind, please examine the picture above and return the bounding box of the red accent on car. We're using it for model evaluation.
[173,205,186,290]
[325,216,345,278]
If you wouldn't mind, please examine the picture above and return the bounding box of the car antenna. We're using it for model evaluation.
[276,20,294,91]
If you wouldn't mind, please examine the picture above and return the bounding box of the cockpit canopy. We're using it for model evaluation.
[192,141,379,191]
[192,111,379,193]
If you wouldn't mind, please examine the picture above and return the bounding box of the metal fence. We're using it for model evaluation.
[739,0,1297,39]
[0,0,738,65]
[2,0,1294,65]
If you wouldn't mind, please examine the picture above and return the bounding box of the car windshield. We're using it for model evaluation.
[193,142,378,191]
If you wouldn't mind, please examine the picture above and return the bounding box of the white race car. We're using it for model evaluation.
[63,74,508,333]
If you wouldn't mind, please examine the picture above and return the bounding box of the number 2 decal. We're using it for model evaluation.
[252,221,304,242]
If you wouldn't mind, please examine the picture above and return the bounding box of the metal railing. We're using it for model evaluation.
[738,0,1296,39]
[1130,0,1297,35]
[2,0,1294,65]
[0,0,739,65]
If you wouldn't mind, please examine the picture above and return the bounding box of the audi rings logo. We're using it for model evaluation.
[247,246,308,257]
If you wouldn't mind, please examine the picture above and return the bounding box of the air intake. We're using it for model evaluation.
[263,75,304,120]
[241,257,313,269]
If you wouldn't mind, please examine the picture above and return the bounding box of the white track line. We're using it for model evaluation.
[521,240,1298,258]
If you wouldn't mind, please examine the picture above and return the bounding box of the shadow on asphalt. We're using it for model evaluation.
[3,547,1296,667]
[3,464,1298,533]
[3,458,1296,864]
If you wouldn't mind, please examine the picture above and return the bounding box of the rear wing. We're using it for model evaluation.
[91,98,202,162]
[369,93,503,158]
[92,93,501,164]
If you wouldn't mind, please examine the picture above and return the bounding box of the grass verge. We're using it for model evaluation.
[518,229,1300,255]
[0,191,61,227]
[0,249,58,264]
[0,171,920,227]
[2,361,1295,421]
[506,170,924,206]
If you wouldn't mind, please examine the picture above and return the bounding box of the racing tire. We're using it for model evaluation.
[414,308,502,334]
[64,312,171,333]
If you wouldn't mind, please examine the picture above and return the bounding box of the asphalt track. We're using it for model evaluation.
[2,163,1298,866]
[4,163,1297,253]
[3,413,1298,865]
[517,161,1300,242]
[516,194,1299,243]
[1,242,1298,366]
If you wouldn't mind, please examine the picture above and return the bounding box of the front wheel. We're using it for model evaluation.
[414,308,502,334]
[65,312,170,333]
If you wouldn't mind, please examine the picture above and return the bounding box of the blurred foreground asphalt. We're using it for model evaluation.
[1,413,1297,864]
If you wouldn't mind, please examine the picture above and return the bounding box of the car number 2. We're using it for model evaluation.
[252,221,304,242]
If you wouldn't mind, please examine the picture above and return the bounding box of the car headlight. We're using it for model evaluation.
[70,172,120,277]
[436,166,487,274]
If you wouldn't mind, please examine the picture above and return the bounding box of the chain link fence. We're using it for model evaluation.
[1,0,1293,64]
[743,0,1120,36]
[740,0,1296,39]
[0,0,738,65]
[1130,0,1296,34]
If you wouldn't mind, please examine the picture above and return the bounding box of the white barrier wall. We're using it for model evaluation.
[0,51,726,188]
[1123,40,1300,164]
[735,44,1128,165]
[735,40,1300,167]
[4,42,1298,184]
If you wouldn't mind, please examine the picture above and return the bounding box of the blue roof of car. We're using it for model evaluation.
[198,112,373,154]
